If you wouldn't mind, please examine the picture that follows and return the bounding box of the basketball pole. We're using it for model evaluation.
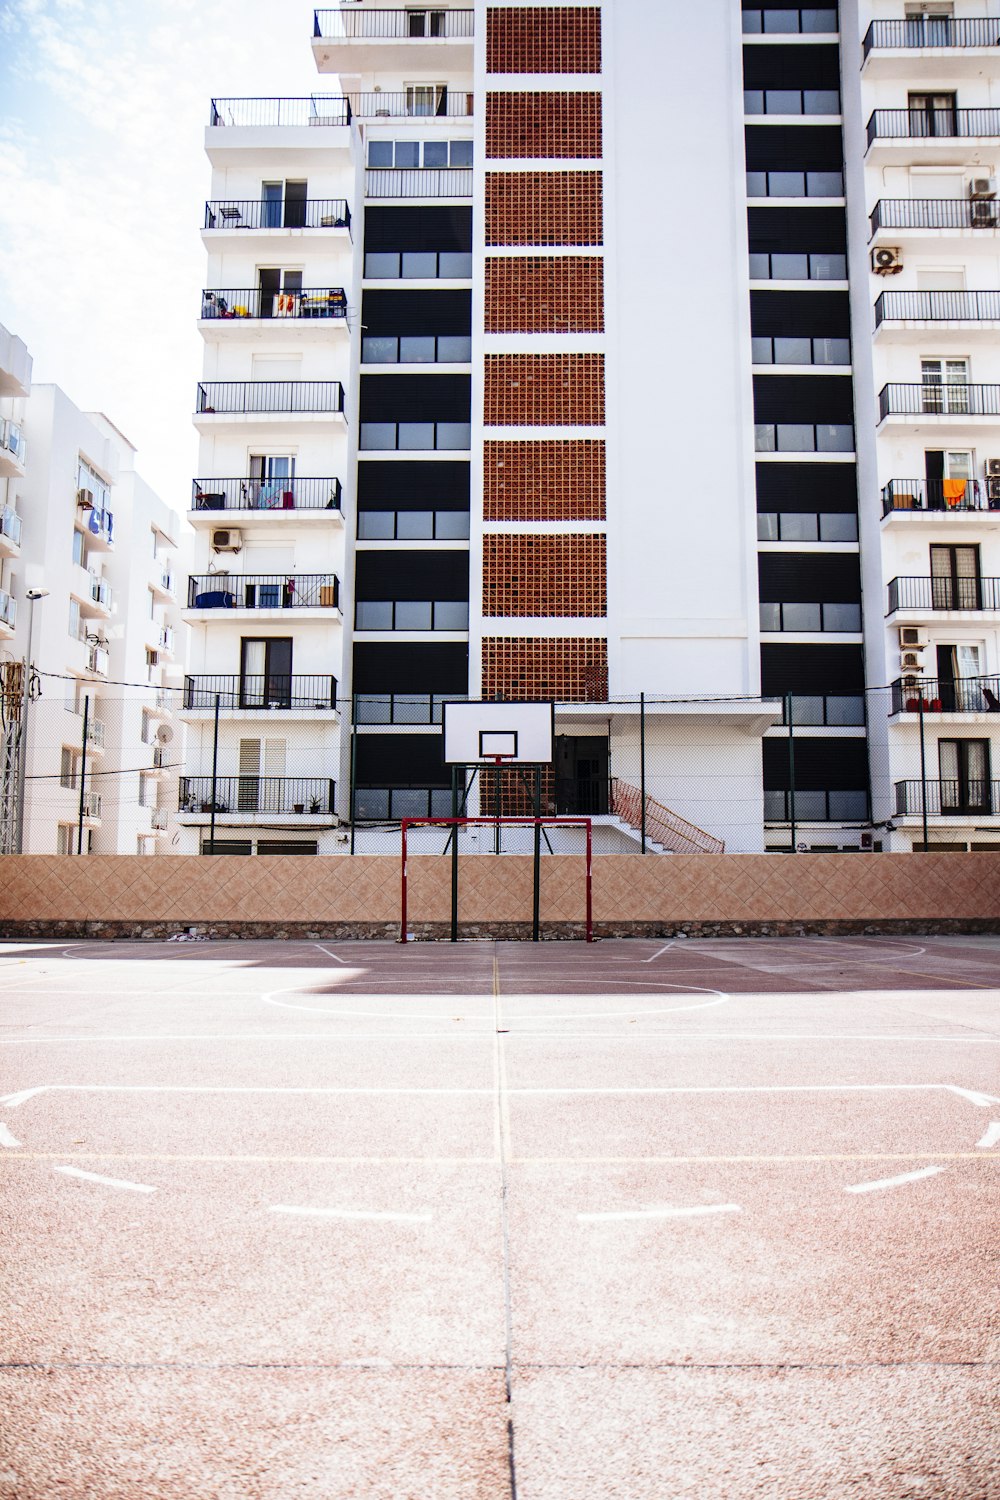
[532,766,541,942]
[451,765,459,942]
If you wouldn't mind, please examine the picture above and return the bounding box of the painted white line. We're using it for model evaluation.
[269,1205,432,1223]
[0,1087,47,1108]
[9,1030,998,1046]
[0,1032,493,1044]
[845,1165,945,1195]
[54,1165,156,1193]
[578,1203,741,1222]
[945,1086,1000,1108]
[314,945,348,964]
[976,1122,1000,1149]
[263,988,732,1021]
[0,1122,22,1149]
[641,942,675,964]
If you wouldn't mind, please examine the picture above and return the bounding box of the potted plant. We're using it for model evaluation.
[293,801,305,814]
[309,795,322,814]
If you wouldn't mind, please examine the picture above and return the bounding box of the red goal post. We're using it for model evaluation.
[400,816,593,943]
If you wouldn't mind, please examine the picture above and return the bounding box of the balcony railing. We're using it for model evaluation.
[82,790,103,820]
[879,383,1000,419]
[354,785,453,820]
[867,109,1000,145]
[742,7,837,33]
[0,418,25,465]
[365,168,473,199]
[749,251,847,280]
[180,777,337,816]
[870,198,1000,234]
[0,508,22,546]
[864,18,1000,56]
[357,509,470,540]
[780,694,866,726]
[891,675,1000,714]
[875,290,1000,325]
[365,249,472,279]
[201,288,347,321]
[85,718,106,749]
[87,643,109,676]
[887,575,1000,612]
[151,808,170,831]
[355,599,469,630]
[196,381,345,416]
[354,691,467,724]
[159,567,175,593]
[746,170,844,198]
[209,96,351,128]
[754,423,854,453]
[764,789,870,821]
[184,675,339,711]
[362,333,472,364]
[89,575,112,609]
[314,9,473,39]
[744,89,840,115]
[347,90,473,119]
[895,779,1000,816]
[751,335,850,366]
[192,477,342,513]
[159,626,174,652]
[187,574,340,611]
[760,601,862,633]
[360,420,470,451]
[0,590,16,629]
[204,199,351,231]
[758,511,858,542]
[881,477,993,515]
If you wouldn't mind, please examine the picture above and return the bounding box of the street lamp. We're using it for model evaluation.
[14,587,49,854]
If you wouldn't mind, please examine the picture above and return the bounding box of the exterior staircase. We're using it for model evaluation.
[610,778,725,854]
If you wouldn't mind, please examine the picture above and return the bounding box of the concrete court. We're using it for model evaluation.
[0,934,998,1499]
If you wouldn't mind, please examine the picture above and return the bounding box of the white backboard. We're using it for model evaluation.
[443,701,555,765]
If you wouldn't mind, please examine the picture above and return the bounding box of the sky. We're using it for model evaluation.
[0,0,325,512]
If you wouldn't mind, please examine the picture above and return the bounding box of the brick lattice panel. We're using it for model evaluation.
[486,172,603,247]
[486,92,602,159]
[486,6,602,74]
[484,534,607,617]
[485,256,604,334]
[484,353,605,427]
[481,636,609,701]
[483,439,606,522]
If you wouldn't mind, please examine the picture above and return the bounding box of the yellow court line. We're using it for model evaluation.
[872,967,1000,992]
[0,1152,997,1165]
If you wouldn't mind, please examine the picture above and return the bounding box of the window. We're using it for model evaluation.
[240,638,293,708]
[60,748,77,789]
[57,825,75,855]
[921,358,969,415]
[247,454,296,508]
[908,91,957,137]
[938,738,991,811]
[367,139,472,169]
[72,531,86,567]
[930,543,980,608]
[69,600,81,641]
[405,83,448,116]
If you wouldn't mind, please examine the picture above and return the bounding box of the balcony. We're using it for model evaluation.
[0,507,22,557]
[0,417,26,477]
[0,589,15,636]
[749,251,846,282]
[751,335,850,368]
[87,574,113,617]
[870,198,1000,238]
[746,170,843,200]
[187,574,341,613]
[355,599,469,631]
[151,808,170,832]
[744,88,839,117]
[360,420,470,451]
[200,287,348,334]
[863,19,1000,78]
[354,691,467,724]
[354,785,452,820]
[874,290,1000,336]
[79,504,115,550]
[347,90,473,120]
[895,779,1000,817]
[741,7,837,34]
[878,383,1000,424]
[86,642,110,677]
[365,168,473,200]
[159,625,175,656]
[866,110,1000,164]
[886,575,1000,615]
[760,601,862,634]
[881,477,1000,517]
[313,9,474,74]
[779,694,866,726]
[209,96,351,128]
[358,509,470,540]
[81,790,102,821]
[194,382,346,429]
[85,718,106,751]
[182,675,339,712]
[191,477,342,517]
[364,249,472,280]
[891,675,1000,716]
[152,565,175,598]
[754,423,854,454]
[763,790,870,822]
[362,333,471,366]
[203,199,351,232]
[178,776,337,825]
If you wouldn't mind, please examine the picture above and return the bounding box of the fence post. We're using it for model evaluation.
[532,766,541,942]
[349,725,357,855]
[786,692,796,853]
[76,694,89,855]
[450,765,459,943]
[639,692,647,854]
[918,692,928,850]
[209,693,221,855]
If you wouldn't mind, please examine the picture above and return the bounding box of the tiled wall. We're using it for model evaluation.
[483,534,607,617]
[483,439,606,523]
[483,353,605,427]
[486,7,602,74]
[485,256,604,334]
[481,636,609,701]
[485,172,603,247]
[485,91,602,159]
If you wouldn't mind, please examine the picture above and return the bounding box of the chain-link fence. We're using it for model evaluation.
[5,672,998,857]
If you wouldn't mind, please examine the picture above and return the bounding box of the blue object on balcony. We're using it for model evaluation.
[195,591,236,609]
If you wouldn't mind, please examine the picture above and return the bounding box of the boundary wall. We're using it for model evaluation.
[1,854,999,939]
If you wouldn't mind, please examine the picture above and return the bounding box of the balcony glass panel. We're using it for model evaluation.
[423,141,448,167]
[776,425,813,452]
[791,697,825,725]
[807,171,843,196]
[402,251,438,278]
[823,603,862,631]
[438,335,472,361]
[399,336,436,363]
[773,337,813,364]
[794,791,828,819]
[355,789,390,819]
[783,603,822,631]
[829,791,867,820]
[394,141,420,168]
[362,336,397,363]
[395,600,433,629]
[805,90,839,114]
[780,513,819,541]
[771,253,810,278]
[817,425,853,452]
[440,252,473,277]
[368,140,394,168]
[757,513,779,540]
[813,337,850,365]
[820,513,857,541]
[356,601,393,629]
[435,511,470,538]
[360,423,397,450]
[358,512,395,539]
[398,422,436,449]
[396,510,435,538]
[770,172,805,196]
[435,601,470,629]
[746,172,768,195]
[759,602,781,630]
[755,425,777,452]
[436,422,472,449]
[366,252,401,279]
[826,696,865,726]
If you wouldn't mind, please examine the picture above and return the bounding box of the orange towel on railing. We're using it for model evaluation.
[943,479,967,507]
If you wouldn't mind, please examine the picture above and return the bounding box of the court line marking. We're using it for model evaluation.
[2,1152,996,1165]
[977,1122,1000,1149]
[2,1030,998,1044]
[845,1165,946,1195]
[269,1205,432,1224]
[578,1203,741,1222]
[263,987,733,1021]
[53,1165,156,1193]
[0,1122,21,1149]
[314,945,348,965]
[641,942,675,963]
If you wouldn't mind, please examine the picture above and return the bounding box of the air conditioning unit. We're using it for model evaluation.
[77,488,94,509]
[901,650,925,671]
[872,247,903,275]
[987,458,1000,478]
[899,627,928,648]
[211,528,242,552]
[970,177,998,201]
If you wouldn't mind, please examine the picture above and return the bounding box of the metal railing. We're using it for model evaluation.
[765,789,870,822]
[184,676,338,711]
[0,508,22,546]
[895,779,1000,815]
[357,509,470,540]
[0,418,25,465]
[151,808,169,831]
[879,383,1000,418]
[875,290,1000,325]
[87,644,109,676]
[365,249,472,278]
[751,335,850,366]
[201,288,347,321]
[887,575,1000,612]
[348,90,473,119]
[864,18,1000,56]
[0,590,16,629]
[867,109,1000,144]
[196,382,345,416]
[209,97,351,128]
[881,478,991,514]
[82,790,103,820]
[362,333,472,364]
[204,199,350,230]
[744,89,840,115]
[187,574,341,611]
[354,600,469,630]
[760,601,863,633]
[179,777,337,816]
[754,423,854,453]
[610,779,725,855]
[365,168,473,199]
[749,252,847,280]
[779,694,866,726]
[314,9,474,39]
[84,718,105,749]
[741,8,837,33]
[870,198,1000,234]
[360,420,470,451]
[353,785,453,821]
[354,692,466,724]
[891,675,1000,714]
[192,477,342,513]
[746,171,844,198]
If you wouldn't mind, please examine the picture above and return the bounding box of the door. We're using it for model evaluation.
[921,358,969,415]
[904,8,955,47]
[931,544,980,609]
[924,449,973,508]
[908,91,957,137]
[261,182,282,229]
[241,638,292,708]
[284,180,307,229]
[939,738,990,811]
[238,738,286,812]
[554,736,609,815]
[248,454,296,509]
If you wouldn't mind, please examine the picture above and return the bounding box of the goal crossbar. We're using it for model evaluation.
[400,816,593,943]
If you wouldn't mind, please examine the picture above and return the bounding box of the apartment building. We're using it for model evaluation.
[0,350,184,855]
